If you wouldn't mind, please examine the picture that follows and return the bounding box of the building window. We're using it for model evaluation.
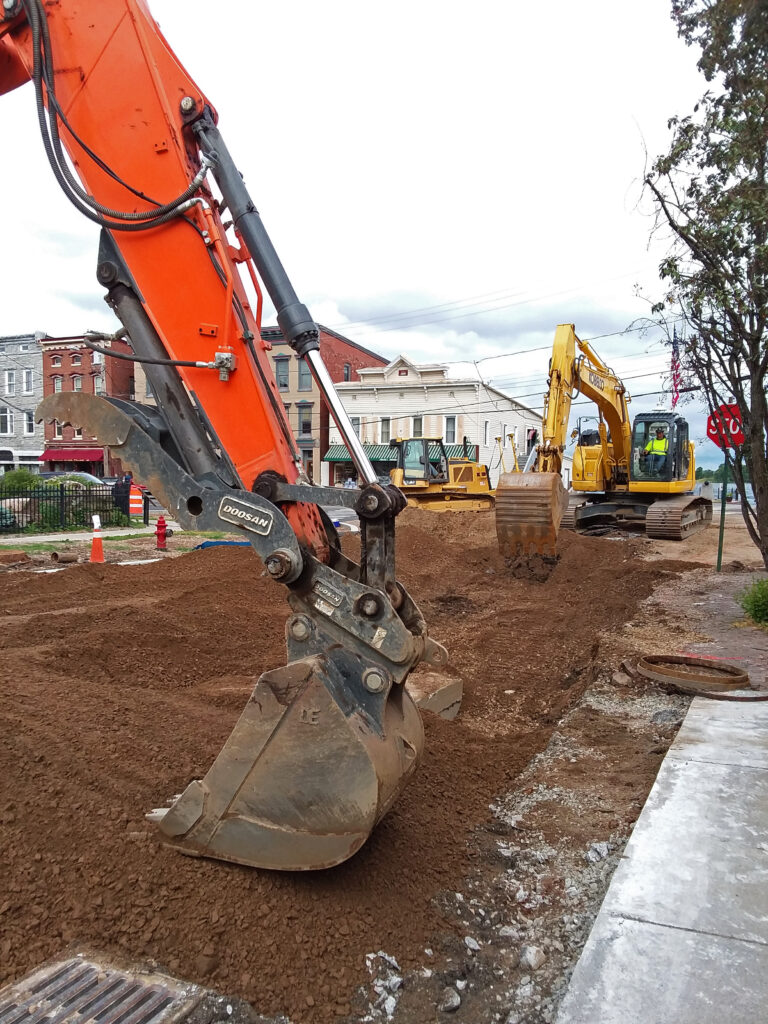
[53,419,63,439]
[298,360,312,391]
[343,363,351,382]
[19,344,29,352]
[351,416,361,437]
[23,369,34,394]
[24,410,35,435]
[94,374,105,396]
[4,370,15,396]
[53,376,62,393]
[380,417,391,444]
[92,350,102,365]
[299,405,313,436]
[283,403,291,426]
[502,423,508,447]
[74,428,83,439]
[51,355,62,367]
[445,415,456,444]
[72,375,83,392]
[484,420,489,446]
[275,358,289,390]
[412,416,423,438]
[0,406,13,435]
[145,377,153,398]
[71,354,82,366]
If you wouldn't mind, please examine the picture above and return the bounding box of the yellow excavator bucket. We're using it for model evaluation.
[495,472,570,558]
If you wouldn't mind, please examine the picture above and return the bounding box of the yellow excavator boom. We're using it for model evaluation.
[496,324,631,557]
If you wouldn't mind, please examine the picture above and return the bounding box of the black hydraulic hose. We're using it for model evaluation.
[33,0,201,222]
[22,0,208,229]
[82,338,211,369]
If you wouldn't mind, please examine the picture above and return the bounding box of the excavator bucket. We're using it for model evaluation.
[148,655,423,871]
[495,471,570,558]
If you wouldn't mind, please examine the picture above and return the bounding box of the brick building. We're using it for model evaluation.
[40,334,134,476]
[263,324,387,483]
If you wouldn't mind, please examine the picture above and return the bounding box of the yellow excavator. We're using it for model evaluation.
[389,437,495,511]
[496,324,713,557]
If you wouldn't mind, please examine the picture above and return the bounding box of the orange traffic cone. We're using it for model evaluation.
[90,514,104,564]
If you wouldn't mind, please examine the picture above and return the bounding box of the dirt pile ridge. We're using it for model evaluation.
[0,509,695,1021]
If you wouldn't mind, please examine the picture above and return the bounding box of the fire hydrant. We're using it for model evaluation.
[156,515,167,551]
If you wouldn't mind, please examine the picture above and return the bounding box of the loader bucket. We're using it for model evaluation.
[495,472,570,558]
[149,655,423,871]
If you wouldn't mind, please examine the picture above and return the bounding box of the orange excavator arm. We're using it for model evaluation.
[1,0,447,871]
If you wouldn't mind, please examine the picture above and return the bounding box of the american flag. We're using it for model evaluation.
[671,327,682,408]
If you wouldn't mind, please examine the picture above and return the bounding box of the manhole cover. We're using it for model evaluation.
[0,957,202,1024]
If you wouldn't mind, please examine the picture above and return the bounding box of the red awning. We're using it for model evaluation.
[40,448,104,461]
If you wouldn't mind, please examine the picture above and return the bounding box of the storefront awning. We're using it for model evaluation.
[323,443,472,463]
[40,448,104,461]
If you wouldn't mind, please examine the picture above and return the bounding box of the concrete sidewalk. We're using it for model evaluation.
[556,586,768,1024]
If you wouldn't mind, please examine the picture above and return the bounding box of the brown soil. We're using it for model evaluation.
[0,509,698,1022]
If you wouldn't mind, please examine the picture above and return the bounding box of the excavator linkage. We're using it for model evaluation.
[38,393,447,871]
[495,471,570,558]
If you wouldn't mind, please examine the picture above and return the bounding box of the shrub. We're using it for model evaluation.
[0,469,40,492]
[740,578,768,625]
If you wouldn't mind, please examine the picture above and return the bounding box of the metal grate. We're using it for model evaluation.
[0,958,202,1024]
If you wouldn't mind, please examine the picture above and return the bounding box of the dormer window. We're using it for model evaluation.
[398,369,408,377]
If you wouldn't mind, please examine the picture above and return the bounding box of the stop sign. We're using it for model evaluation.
[706,403,745,449]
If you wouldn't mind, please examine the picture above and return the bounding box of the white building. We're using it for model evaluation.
[322,355,543,487]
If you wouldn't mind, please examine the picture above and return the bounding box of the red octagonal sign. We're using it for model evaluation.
[707,403,744,449]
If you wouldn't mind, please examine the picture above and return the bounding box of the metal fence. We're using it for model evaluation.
[0,484,150,535]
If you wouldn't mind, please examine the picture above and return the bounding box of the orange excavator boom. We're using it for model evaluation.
[1,0,447,871]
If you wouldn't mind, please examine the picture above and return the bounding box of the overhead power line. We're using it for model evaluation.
[324,268,646,333]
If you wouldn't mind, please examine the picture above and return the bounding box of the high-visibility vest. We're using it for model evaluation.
[646,437,668,454]
[129,485,143,515]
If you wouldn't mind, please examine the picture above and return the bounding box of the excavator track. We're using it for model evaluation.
[645,494,713,540]
[560,495,584,532]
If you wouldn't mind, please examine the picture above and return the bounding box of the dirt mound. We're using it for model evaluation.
[0,516,693,1021]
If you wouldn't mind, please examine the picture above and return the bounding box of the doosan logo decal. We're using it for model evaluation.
[218,498,274,535]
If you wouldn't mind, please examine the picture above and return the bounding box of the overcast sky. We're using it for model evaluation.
[1,1,727,465]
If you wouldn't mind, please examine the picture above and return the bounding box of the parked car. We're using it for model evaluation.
[39,471,108,486]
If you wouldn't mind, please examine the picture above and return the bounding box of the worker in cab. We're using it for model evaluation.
[643,426,669,475]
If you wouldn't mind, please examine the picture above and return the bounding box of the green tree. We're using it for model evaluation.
[646,0,768,569]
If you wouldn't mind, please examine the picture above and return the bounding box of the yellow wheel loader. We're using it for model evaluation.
[496,324,713,557]
[389,437,495,511]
